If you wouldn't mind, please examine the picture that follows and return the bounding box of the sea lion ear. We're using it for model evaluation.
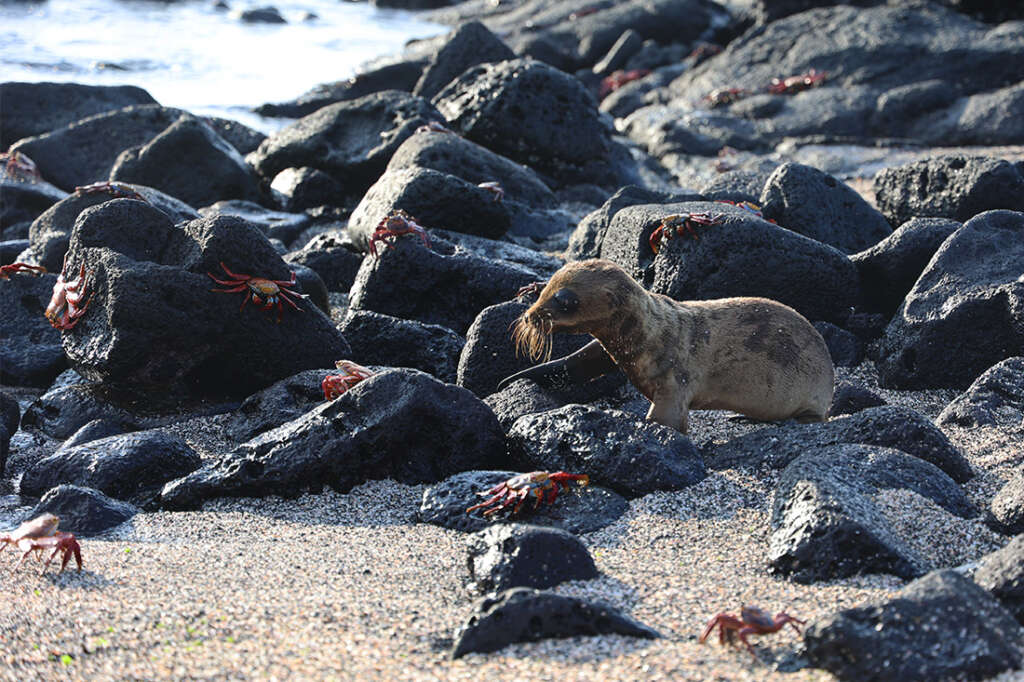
[551,288,579,314]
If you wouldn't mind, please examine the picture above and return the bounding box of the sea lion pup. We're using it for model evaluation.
[502,259,834,433]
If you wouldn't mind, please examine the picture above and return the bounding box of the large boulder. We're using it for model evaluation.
[385,128,556,209]
[347,167,510,243]
[0,271,66,387]
[22,182,198,272]
[974,535,1024,625]
[851,217,961,316]
[347,233,535,335]
[769,444,976,583]
[248,91,445,199]
[20,430,201,506]
[413,21,515,100]
[758,162,892,253]
[804,570,1024,681]
[873,210,1024,389]
[56,199,350,398]
[160,369,505,509]
[874,156,1024,226]
[28,484,141,536]
[600,200,860,323]
[432,59,620,187]
[110,114,262,207]
[9,105,186,191]
[0,82,157,148]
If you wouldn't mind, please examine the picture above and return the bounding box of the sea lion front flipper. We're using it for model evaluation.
[497,339,618,391]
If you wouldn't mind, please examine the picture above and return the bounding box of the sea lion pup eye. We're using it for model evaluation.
[551,288,579,314]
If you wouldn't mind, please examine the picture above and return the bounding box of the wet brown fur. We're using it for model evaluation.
[513,259,834,433]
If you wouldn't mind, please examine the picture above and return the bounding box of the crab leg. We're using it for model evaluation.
[467,491,507,515]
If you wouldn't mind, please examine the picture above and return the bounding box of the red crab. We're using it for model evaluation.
[368,210,430,258]
[208,262,307,323]
[1,513,82,574]
[704,87,748,108]
[649,213,725,254]
[700,605,805,657]
[466,471,590,517]
[0,262,47,280]
[322,360,376,401]
[477,181,505,202]
[74,181,148,202]
[599,69,651,99]
[1,150,41,180]
[688,42,723,63]
[45,255,93,330]
[715,199,777,224]
[766,69,828,95]
[515,281,545,301]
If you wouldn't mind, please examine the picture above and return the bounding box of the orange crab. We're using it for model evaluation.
[44,255,93,330]
[466,471,590,517]
[208,262,307,323]
[368,210,430,258]
[700,605,805,657]
[766,69,828,95]
[649,213,725,254]
[0,513,83,574]
[322,360,376,400]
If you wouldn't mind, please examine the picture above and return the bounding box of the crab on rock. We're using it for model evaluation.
[1,150,41,180]
[0,262,47,280]
[466,471,590,517]
[368,210,430,257]
[477,181,505,202]
[74,181,148,202]
[1,513,83,574]
[208,261,307,323]
[45,255,93,330]
[700,605,805,657]
[649,213,725,254]
[322,360,376,401]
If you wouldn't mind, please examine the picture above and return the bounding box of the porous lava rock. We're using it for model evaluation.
[28,484,141,535]
[466,523,598,594]
[938,357,1024,428]
[339,310,463,383]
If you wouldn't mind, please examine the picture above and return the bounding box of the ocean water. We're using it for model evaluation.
[0,0,443,132]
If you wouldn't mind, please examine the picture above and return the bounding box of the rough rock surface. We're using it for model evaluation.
[413,21,515,101]
[508,404,707,498]
[339,310,463,383]
[804,570,1024,681]
[347,234,535,335]
[56,200,349,398]
[28,484,141,536]
[466,523,598,594]
[160,370,505,509]
[709,405,973,482]
[991,472,1024,536]
[451,587,659,658]
[769,444,976,582]
[0,271,66,387]
[873,210,1024,389]
[221,369,334,443]
[600,200,860,323]
[759,162,891,253]
[937,357,1024,427]
[249,91,445,198]
[110,114,262,207]
[420,470,628,535]
[974,535,1024,625]
[0,82,157,148]
[851,217,961,316]
[874,156,1024,226]
[20,430,201,506]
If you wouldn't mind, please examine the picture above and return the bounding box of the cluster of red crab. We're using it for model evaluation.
[0,514,82,575]
[704,69,828,108]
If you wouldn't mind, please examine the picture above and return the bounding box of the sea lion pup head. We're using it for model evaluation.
[513,259,640,361]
